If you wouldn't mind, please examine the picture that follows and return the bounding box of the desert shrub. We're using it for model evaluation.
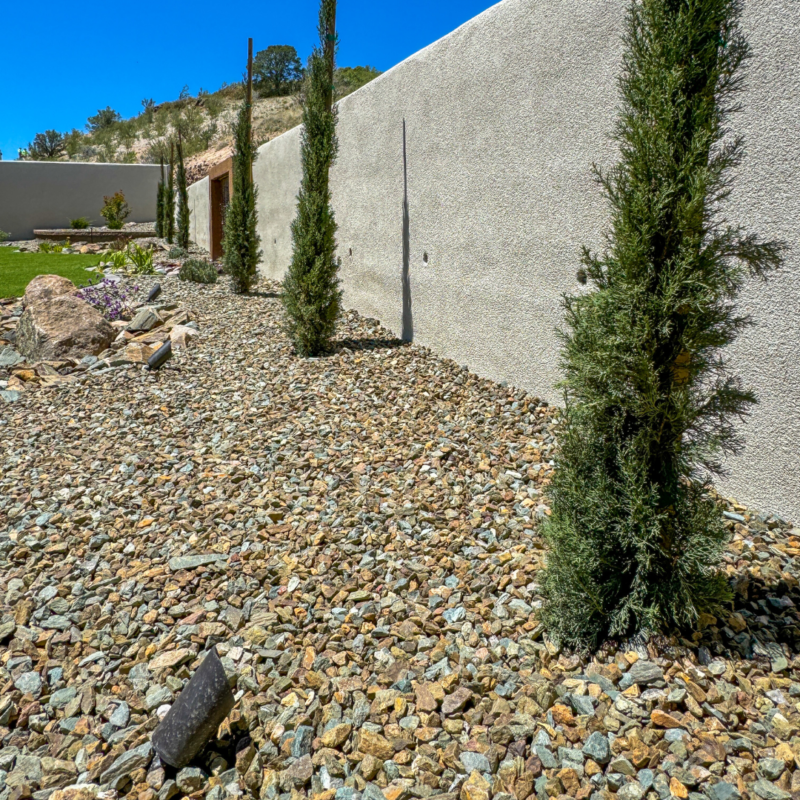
[87,107,122,132]
[101,191,131,229]
[179,258,218,284]
[70,217,92,229]
[167,245,187,259]
[0,230,10,242]
[204,93,224,118]
[108,236,131,252]
[76,278,139,321]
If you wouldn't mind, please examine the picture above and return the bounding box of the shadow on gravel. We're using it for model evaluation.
[332,336,409,354]
[724,572,800,659]
[248,291,282,299]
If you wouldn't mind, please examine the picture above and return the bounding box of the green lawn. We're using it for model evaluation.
[0,248,104,298]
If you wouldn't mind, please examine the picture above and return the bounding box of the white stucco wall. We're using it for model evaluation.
[191,0,800,522]
[0,161,161,240]
[188,177,210,253]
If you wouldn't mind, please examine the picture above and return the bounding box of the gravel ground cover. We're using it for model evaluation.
[1,276,799,800]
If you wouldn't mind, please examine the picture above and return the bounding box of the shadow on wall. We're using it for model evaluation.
[402,119,414,343]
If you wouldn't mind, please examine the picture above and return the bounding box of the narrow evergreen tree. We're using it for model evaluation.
[164,143,176,244]
[155,159,165,239]
[540,0,785,650]
[282,0,342,356]
[176,133,190,250]
[223,40,262,294]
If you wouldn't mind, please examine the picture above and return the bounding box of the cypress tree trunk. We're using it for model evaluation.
[222,41,262,294]
[176,134,190,250]
[540,0,785,650]
[165,143,176,245]
[282,0,342,357]
[155,159,165,239]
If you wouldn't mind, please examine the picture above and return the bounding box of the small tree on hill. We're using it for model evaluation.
[156,158,166,239]
[86,107,121,132]
[176,134,190,249]
[164,143,176,244]
[282,0,342,356]
[222,39,262,294]
[254,45,304,97]
[25,130,65,160]
[540,0,785,650]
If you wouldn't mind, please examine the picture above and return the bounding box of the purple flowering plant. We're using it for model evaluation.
[76,279,140,322]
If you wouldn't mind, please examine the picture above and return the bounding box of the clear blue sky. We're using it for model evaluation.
[0,0,499,161]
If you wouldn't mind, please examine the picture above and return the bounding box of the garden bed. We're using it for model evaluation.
[0,274,797,800]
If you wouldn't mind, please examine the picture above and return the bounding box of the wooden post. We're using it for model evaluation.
[324,1,337,112]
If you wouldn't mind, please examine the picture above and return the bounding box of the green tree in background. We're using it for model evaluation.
[86,107,122,132]
[156,159,166,239]
[282,0,342,356]
[164,143,176,244]
[23,130,65,160]
[335,65,382,98]
[254,45,304,97]
[176,134,190,249]
[222,42,262,294]
[540,0,785,650]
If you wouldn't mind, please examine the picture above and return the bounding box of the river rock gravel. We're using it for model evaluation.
[1,276,799,800]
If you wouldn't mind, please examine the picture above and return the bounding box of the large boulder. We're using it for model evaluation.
[23,274,77,308]
[16,296,114,361]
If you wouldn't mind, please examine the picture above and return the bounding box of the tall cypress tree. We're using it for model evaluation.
[176,133,190,250]
[155,158,165,239]
[540,0,785,649]
[223,40,262,294]
[282,0,342,356]
[165,142,176,245]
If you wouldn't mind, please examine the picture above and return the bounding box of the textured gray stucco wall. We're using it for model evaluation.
[0,161,161,239]
[188,177,210,253]
[194,0,800,522]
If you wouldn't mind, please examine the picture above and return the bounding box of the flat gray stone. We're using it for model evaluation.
[100,742,153,788]
[582,731,611,764]
[460,751,491,774]
[168,553,227,571]
[708,782,741,800]
[752,781,791,800]
[14,671,42,697]
[50,687,77,709]
[627,660,664,686]
[127,308,162,332]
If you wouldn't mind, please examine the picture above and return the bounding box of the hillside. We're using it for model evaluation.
[18,65,381,184]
